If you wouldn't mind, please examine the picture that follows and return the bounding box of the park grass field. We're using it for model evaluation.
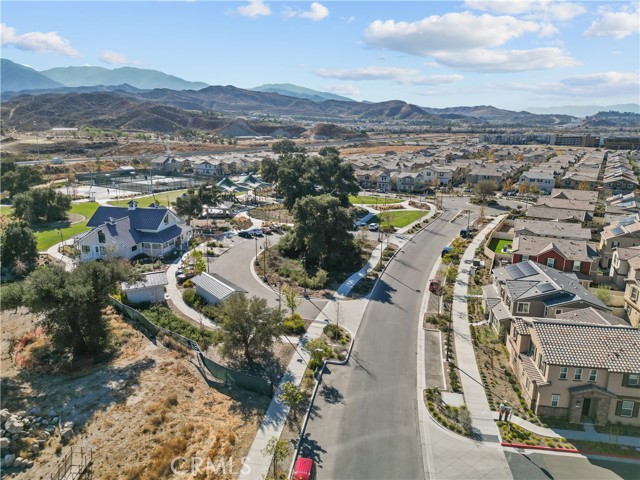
[35,202,100,251]
[108,189,188,207]
[371,209,428,228]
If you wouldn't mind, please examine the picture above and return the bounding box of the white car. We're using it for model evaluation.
[368,223,379,231]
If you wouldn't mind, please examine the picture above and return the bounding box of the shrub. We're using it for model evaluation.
[323,323,342,341]
[201,304,222,323]
[182,288,204,308]
[282,314,306,335]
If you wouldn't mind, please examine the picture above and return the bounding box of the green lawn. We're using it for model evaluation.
[0,205,14,218]
[488,238,513,253]
[35,202,100,251]
[108,189,188,208]
[349,195,403,205]
[372,210,428,228]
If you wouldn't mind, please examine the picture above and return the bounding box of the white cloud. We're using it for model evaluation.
[99,50,139,65]
[508,71,639,96]
[584,4,640,39]
[0,23,79,57]
[322,84,361,96]
[237,0,271,18]
[314,66,463,85]
[364,12,546,56]
[464,1,587,21]
[433,47,579,72]
[300,2,329,21]
[286,2,329,21]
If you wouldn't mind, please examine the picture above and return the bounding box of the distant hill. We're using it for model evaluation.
[581,111,640,128]
[304,123,367,140]
[527,104,640,117]
[0,59,64,93]
[252,83,353,102]
[1,83,147,100]
[421,104,575,126]
[39,65,209,91]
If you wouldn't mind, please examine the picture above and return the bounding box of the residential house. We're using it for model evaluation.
[623,256,640,327]
[549,189,598,204]
[482,261,609,331]
[372,170,391,192]
[121,271,168,304]
[525,206,593,227]
[519,170,555,194]
[422,165,453,187]
[75,200,191,261]
[505,315,640,425]
[560,170,600,190]
[193,159,224,177]
[151,154,179,171]
[393,172,425,193]
[609,246,640,289]
[355,170,373,189]
[598,215,640,269]
[191,272,247,305]
[513,219,592,242]
[511,236,600,280]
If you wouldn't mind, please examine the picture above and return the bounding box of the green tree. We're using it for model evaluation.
[303,337,331,370]
[261,437,290,480]
[0,220,38,277]
[173,184,222,222]
[271,139,304,155]
[1,260,136,357]
[474,180,498,204]
[190,249,206,275]
[279,381,306,420]
[283,285,300,317]
[279,194,357,270]
[12,188,72,225]
[219,294,282,364]
[1,164,43,197]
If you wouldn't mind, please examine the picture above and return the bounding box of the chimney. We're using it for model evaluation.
[108,217,116,225]
[128,200,138,211]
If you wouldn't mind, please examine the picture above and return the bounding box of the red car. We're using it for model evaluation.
[293,458,316,480]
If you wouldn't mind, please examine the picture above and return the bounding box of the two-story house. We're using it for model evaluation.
[512,236,600,280]
[623,256,640,327]
[482,261,609,332]
[598,215,640,270]
[75,200,191,261]
[506,315,639,426]
[519,171,555,194]
[393,172,424,193]
[372,170,390,192]
[609,246,640,290]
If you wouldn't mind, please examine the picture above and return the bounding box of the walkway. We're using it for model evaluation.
[165,259,217,329]
[45,239,75,272]
[335,242,383,297]
[451,214,507,442]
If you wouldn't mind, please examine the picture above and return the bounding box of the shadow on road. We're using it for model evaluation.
[319,384,345,405]
[349,351,377,379]
[369,279,397,305]
[300,433,327,466]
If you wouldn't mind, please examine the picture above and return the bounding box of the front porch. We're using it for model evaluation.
[568,384,617,425]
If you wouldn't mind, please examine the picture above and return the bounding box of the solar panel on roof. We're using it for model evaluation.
[505,263,527,279]
[538,283,555,293]
[519,262,537,277]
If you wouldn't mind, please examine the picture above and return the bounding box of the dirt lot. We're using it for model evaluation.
[1,308,269,480]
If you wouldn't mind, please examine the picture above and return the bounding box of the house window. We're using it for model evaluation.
[163,214,169,225]
[131,245,137,252]
[554,309,562,315]
[559,367,568,380]
[521,255,529,261]
[98,231,106,244]
[538,354,546,372]
[574,368,583,381]
[81,245,90,254]
[528,343,537,358]
[623,373,640,387]
[525,378,531,392]
[516,303,530,314]
[551,394,560,408]
[573,261,581,272]
[619,401,635,417]
[589,369,597,382]
[612,241,620,248]
[632,288,639,302]
[546,258,556,268]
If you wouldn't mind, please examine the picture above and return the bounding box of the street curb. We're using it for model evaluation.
[501,442,579,453]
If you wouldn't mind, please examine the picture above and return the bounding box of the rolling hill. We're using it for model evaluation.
[0,59,64,93]
[252,83,353,102]
[40,65,209,90]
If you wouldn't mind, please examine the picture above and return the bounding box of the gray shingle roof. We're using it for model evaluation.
[532,320,640,373]
[122,271,168,291]
[191,273,247,302]
[555,307,628,326]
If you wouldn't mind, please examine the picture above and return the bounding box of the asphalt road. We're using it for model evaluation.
[301,203,468,480]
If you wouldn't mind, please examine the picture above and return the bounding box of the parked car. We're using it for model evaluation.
[262,227,273,235]
[441,246,453,258]
[237,230,253,239]
[376,188,386,193]
[176,274,188,284]
[368,222,379,231]
[293,458,317,480]
[429,279,443,295]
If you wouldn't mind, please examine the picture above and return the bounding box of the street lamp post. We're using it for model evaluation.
[254,237,258,267]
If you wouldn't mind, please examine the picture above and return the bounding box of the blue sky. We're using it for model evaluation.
[2,1,639,110]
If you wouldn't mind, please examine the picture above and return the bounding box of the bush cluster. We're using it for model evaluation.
[282,314,306,335]
[142,305,219,349]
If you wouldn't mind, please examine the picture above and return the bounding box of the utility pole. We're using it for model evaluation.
[263,236,268,281]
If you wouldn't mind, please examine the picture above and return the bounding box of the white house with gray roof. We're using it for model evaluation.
[74,200,191,262]
[121,271,168,304]
[191,272,247,305]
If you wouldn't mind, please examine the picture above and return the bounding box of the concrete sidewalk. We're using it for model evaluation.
[451,214,507,443]
[45,240,75,272]
[335,242,384,297]
[165,257,217,329]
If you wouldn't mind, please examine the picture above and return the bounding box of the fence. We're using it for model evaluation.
[48,446,92,480]
[75,170,211,194]
[109,297,273,397]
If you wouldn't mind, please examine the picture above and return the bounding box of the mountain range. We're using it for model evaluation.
[526,104,640,117]
[2,59,637,132]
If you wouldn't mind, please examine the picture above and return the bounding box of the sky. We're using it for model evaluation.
[1,1,639,110]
